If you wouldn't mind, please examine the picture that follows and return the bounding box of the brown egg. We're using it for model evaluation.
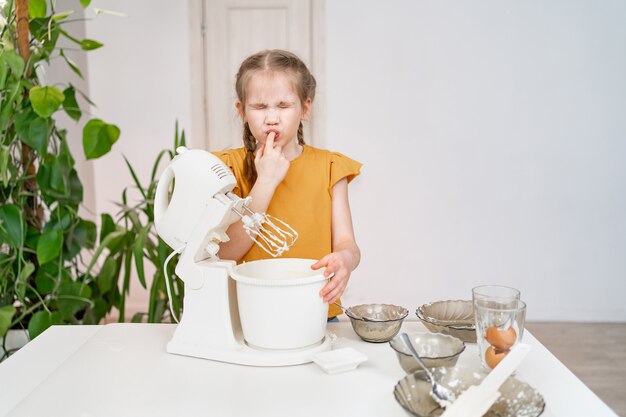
[485,346,509,368]
[485,326,517,350]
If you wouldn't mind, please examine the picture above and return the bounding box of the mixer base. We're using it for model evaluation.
[167,333,332,366]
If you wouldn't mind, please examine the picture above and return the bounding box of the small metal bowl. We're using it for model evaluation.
[345,303,409,343]
[389,332,465,373]
[416,300,477,343]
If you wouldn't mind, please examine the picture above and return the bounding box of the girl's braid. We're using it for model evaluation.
[243,122,257,187]
[297,122,305,145]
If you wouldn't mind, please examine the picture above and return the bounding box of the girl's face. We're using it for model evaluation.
[237,71,311,153]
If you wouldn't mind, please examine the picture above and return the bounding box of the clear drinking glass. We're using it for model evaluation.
[474,298,526,369]
[472,285,520,305]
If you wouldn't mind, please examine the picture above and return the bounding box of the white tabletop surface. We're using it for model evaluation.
[0,321,618,417]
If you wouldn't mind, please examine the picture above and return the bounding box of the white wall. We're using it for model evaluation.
[69,1,626,321]
[83,1,194,217]
[80,1,194,312]
[326,0,626,321]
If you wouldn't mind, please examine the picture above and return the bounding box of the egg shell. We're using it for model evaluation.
[485,346,509,368]
[485,326,517,350]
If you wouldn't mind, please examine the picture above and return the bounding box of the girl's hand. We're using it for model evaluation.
[254,132,289,189]
[312,250,354,304]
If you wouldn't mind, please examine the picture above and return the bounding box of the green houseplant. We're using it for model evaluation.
[87,124,186,324]
[0,0,121,359]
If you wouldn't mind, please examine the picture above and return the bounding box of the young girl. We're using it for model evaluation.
[215,49,361,320]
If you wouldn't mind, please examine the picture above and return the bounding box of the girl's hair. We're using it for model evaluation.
[235,49,316,188]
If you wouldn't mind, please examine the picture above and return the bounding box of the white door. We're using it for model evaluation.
[189,0,325,152]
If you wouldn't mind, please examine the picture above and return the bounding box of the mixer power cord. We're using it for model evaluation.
[163,245,186,324]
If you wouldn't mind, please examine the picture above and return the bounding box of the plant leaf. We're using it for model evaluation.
[30,86,65,118]
[0,59,8,88]
[74,86,95,106]
[0,146,9,187]
[76,219,97,249]
[25,117,51,155]
[46,205,73,232]
[37,228,63,265]
[14,108,34,138]
[52,10,74,21]
[16,110,50,156]
[80,0,91,8]
[0,81,24,131]
[83,119,120,160]
[64,219,97,259]
[123,155,147,199]
[58,135,76,167]
[56,281,92,320]
[82,297,108,325]
[58,28,81,45]
[99,213,115,243]
[59,49,83,79]
[85,230,126,275]
[28,311,63,339]
[94,8,127,17]
[80,39,103,50]
[48,155,70,194]
[66,169,84,205]
[118,250,133,322]
[28,0,47,18]
[97,257,117,293]
[35,262,66,295]
[0,306,17,337]
[133,226,150,289]
[37,160,83,206]
[0,204,25,248]
[33,20,61,57]
[2,50,25,77]
[25,225,40,251]
[16,261,36,299]
[62,86,81,121]
[149,149,170,182]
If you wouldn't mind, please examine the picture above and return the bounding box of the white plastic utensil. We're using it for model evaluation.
[440,343,532,417]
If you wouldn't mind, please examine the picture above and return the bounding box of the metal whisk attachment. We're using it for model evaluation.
[226,193,298,257]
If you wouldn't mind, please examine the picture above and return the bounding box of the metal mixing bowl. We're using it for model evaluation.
[345,303,409,343]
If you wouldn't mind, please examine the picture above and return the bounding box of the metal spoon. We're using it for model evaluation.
[400,332,457,408]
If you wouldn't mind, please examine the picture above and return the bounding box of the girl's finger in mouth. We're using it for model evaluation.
[265,130,280,140]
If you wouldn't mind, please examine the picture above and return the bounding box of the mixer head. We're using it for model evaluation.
[154,147,297,259]
[230,199,298,257]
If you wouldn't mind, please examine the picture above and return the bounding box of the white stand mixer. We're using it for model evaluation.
[154,147,331,366]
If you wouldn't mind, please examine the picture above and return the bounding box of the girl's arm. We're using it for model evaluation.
[218,134,288,260]
[312,177,361,303]
[216,177,277,260]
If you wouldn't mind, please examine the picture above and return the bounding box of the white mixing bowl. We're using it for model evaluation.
[231,258,329,350]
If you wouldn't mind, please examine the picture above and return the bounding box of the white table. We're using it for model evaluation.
[0,322,617,417]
